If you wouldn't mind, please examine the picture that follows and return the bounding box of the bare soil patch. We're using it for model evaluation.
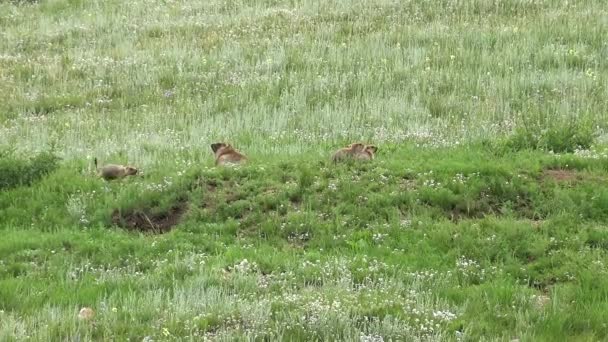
[112,200,188,233]
[542,168,607,184]
[542,169,581,182]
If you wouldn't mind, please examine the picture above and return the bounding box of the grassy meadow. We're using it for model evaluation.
[1,0,608,340]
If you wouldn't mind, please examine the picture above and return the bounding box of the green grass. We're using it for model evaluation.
[2,0,608,340]
[3,146,608,340]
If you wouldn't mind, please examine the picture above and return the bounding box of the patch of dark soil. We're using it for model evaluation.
[191,177,220,192]
[542,168,606,184]
[442,192,535,222]
[438,201,488,221]
[193,177,247,208]
[112,200,188,233]
[288,190,303,209]
[542,169,581,182]
[448,209,486,222]
[225,189,245,203]
[529,277,558,292]
[205,180,219,192]
[193,178,222,209]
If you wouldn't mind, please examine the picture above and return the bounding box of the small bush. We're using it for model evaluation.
[502,115,596,153]
[0,150,60,190]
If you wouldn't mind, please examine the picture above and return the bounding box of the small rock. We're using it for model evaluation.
[78,307,95,320]
[533,294,551,309]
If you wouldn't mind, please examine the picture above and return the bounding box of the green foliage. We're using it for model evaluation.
[1,146,608,339]
[503,115,597,153]
[2,0,608,340]
[0,150,60,190]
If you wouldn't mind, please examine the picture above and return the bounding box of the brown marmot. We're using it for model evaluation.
[94,158,138,180]
[355,145,378,160]
[211,142,247,166]
[332,143,378,163]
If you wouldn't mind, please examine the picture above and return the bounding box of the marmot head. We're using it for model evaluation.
[365,145,378,154]
[349,143,366,152]
[125,166,138,176]
[211,142,230,153]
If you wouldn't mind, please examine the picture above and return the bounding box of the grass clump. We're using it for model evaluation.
[0,149,60,190]
[503,115,597,153]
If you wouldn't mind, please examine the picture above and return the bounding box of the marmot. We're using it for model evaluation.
[94,158,138,180]
[332,143,378,163]
[356,145,378,160]
[211,142,247,166]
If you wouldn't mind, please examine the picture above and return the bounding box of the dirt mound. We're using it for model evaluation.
[112,200,188,233]
[542,169,580,182]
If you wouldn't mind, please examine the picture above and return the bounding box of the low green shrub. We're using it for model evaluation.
[0,150,60,190]
[501,115,596,153]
